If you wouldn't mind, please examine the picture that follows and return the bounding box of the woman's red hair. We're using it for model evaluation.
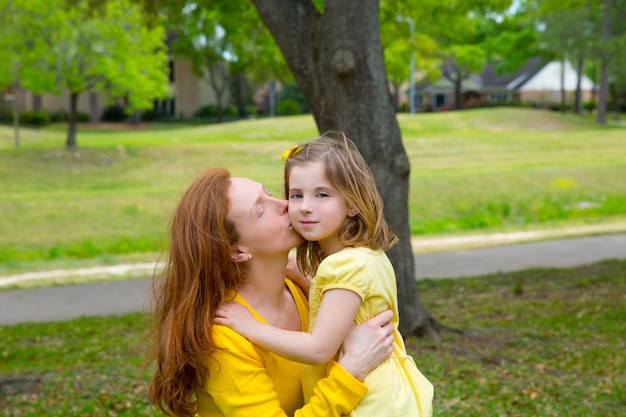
[145,167,242,417]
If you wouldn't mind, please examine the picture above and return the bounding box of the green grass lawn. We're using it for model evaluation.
[1,108,625,276]
[1,259,624,416]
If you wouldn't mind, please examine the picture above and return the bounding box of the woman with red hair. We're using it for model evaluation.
[145,167,394,417]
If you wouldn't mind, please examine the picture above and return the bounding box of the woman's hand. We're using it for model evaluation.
[337,310,394,381]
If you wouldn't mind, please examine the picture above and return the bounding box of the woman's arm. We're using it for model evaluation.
[204,327,366,417]
[205,311,394,417]
[214,289,362,365]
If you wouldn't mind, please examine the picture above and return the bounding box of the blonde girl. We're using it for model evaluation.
[215,132,433,417]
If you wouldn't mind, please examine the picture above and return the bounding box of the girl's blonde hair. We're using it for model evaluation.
[283,131,397,276]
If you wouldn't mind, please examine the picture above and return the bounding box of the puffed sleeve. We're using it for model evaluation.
[315,249,369,301]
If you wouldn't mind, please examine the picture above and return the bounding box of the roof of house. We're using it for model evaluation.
[480,56,547,90]
[414,74,482,93]
[414,56,551,94]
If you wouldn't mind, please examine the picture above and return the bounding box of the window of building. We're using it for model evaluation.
[153,98,175,116]
[433,93,447,108]
[32,95,42,111]
[168,60,175,83]
[489,92,509,102]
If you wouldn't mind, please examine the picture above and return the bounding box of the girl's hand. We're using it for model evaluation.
[337,309,395,381]
[286,252,311,294]
[214,302,255,335]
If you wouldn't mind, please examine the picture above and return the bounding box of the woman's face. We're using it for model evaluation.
[228,177,303,256]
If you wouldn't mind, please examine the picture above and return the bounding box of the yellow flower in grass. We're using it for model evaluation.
[551,177,577,190]
[280,145,303,162]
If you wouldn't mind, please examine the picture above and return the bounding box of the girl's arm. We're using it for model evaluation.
[206,310,394,417]
[214,289,362,365]
[206,326,367,417]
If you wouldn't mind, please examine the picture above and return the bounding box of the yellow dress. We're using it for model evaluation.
[196,279,368,417]
[302,247,434,417]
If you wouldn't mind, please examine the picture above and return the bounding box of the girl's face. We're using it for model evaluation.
[228,177,303,256]
[287,161,356,255]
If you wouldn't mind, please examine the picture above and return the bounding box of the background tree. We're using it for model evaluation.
[441,45,487,109]
[163,0,290,119]
[538,3,598,114]
[222,2,290,117]
[0,0,58,147]
[480,8,540,74]
[383,0,513,110]
[532,0,626,123]
[380,11,440,112]
[102,0,171,124]
[0,0,24,147]
[603,0,626,114]
[6,0,170,148]
[170,7,232,122]
[432,1,512,109]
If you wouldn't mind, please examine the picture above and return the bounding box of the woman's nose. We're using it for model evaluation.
[275,197,289,213]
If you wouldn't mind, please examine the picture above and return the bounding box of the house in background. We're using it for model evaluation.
[5,56,230,121]
[412,57,596,112]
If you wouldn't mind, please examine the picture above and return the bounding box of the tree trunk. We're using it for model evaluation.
[252,0,435,338]
[12,81,20,149]
[237,73,248,118]
[207,60,229,123]
[392,84,400,112]
[268,80,276,117]
[128,109,141,125]
[596,0,610,125]
[591,62,598,115]
[575,56,584,116]
[454,78,462,110]
[560,57,566,113]
[89,92,99,124]
[66,92,79,149]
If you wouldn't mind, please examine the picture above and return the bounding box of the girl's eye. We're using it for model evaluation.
[290,193,302,199]
[317,193,329,198]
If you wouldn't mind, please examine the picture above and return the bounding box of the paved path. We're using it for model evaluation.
[413,233,626,278]
[1,233,625,325]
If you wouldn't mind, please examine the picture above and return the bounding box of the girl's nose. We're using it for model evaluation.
[299,198,312,213]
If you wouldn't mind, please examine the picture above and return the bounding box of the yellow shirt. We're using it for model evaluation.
[303,247,434,417]
[196,279,368,417]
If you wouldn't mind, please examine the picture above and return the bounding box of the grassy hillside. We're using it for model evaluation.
[400,109,626,234]
[1,108,625,273]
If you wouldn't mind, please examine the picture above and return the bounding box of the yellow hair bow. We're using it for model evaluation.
[280,145,303,162]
